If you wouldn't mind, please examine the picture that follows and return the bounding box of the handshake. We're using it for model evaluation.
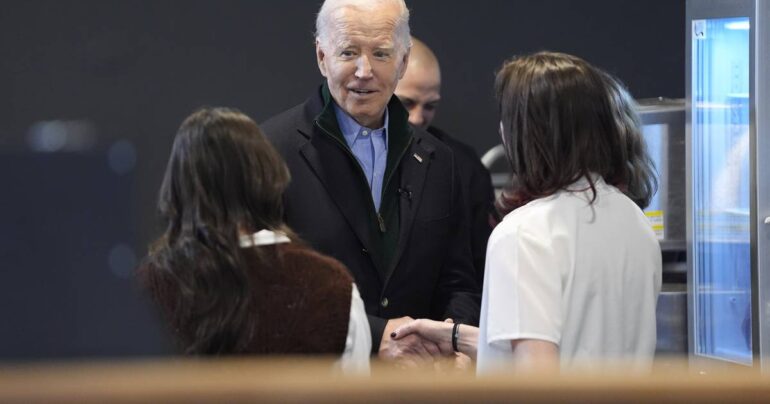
[379,316,479,368]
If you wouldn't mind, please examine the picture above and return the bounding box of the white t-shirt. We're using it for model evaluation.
[476,177,661,373]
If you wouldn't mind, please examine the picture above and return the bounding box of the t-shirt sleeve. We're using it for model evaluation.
[484,227,562,349]
[336,284,372,375]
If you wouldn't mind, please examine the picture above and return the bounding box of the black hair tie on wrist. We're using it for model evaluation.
[452,323,461,353]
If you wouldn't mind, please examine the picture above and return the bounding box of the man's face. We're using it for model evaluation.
[316,4,409,128]
[395,64,441,129]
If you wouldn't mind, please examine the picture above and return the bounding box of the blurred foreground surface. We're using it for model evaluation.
[0,357,766,403]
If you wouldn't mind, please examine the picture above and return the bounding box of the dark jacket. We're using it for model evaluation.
[261,86,480,351]
[427,126,494,285]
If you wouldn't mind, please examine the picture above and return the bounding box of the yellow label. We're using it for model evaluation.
[645,210,665,240]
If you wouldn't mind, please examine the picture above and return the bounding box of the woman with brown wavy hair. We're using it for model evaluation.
[138,107,369,373]
[392,52,661,372]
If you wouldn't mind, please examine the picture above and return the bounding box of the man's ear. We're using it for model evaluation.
[397,47,411,80]
[316,40,328,78]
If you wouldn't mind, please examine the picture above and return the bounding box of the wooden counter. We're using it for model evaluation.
[0,357,766,403]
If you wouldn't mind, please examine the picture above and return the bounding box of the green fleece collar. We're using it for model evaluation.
[315,83,413,161]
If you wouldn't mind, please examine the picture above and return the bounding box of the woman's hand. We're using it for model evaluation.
[391,318,479,359]
[390,319,454,355]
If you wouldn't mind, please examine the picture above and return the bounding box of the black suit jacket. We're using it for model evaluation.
[427,126,494,285]
[261,88,480,350]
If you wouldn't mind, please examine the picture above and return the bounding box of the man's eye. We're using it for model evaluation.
[340,50,355,57]
[373,51,390,59]
[425,103,438,111]
[400,99,415,108]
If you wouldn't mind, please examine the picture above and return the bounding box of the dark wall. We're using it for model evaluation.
[411,0,686,153]
[0,0,684,358]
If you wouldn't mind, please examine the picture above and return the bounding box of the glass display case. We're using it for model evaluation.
[686,0,770,369]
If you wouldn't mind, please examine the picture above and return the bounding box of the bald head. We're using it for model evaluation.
[395,37,441,129]
[404,37,440,81]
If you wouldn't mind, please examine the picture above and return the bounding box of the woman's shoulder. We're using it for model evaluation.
[489,193,579,252]
[277,243,354,282]
[496,195,563,231]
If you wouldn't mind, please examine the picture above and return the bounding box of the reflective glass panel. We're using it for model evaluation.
[692,17,752,364]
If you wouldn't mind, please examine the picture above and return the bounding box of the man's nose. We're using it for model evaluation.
[408,106,424,127]
[355,55,373,79]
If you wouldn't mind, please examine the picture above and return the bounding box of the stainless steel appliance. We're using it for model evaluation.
[638,98,688,356]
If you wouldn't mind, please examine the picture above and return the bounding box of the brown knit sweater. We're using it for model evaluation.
[139,242,353,355]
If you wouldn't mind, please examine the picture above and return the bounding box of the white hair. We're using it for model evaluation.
[315,0,411,54]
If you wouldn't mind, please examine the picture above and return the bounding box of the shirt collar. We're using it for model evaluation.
[565,173,606,191]
[238,229,291,248]
[332,102,389,147]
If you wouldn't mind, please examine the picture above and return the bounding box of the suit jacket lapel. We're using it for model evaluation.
[383,137,435,286]
[298,127,379,269]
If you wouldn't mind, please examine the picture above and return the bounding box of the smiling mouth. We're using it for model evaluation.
[350,89,376,95]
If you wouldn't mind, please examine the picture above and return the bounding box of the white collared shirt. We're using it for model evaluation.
[337,284,371,375]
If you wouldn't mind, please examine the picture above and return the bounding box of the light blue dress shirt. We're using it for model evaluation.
[333,104,389,212]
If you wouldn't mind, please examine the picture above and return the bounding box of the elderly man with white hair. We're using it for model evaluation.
[262,0,480,365]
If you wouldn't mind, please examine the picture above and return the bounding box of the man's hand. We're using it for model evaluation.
[433,352,473,374]
[378,316,444,367]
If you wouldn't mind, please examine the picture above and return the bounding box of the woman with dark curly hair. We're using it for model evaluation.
[392,52,661,372]
[138,107,369,373]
